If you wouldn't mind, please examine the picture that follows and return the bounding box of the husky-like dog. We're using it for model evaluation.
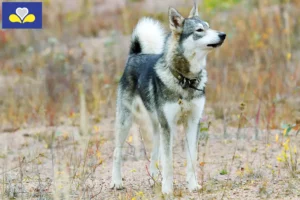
[111,1,226,194]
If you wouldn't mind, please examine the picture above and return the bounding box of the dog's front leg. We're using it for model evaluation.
[160,124,173,194]
[159,103,179,194]
[186,97,205,192]
[149,118,160,178]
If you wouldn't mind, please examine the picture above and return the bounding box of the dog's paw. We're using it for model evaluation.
[110,181,125,190]
[161,180,173,194]
[187,182,202,192]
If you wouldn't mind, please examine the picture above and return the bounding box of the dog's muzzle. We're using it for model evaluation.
[207,32,226,48]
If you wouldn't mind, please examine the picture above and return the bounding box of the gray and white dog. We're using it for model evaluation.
[111,1,226,194]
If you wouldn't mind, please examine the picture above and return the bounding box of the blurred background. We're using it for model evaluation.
[0,0,299,133]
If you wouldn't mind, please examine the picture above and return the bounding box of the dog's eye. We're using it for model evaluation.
[196,28,204,32]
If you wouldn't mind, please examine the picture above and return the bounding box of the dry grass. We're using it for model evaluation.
[0,0,299,199]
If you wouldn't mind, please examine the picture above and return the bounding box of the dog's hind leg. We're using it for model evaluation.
[111,90,133,190]
[186,97,205,192]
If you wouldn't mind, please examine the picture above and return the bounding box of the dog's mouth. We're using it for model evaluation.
[207,41,224,48]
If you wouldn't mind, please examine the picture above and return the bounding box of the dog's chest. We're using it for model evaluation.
[177,98,193,112]
[176,99,194,123]
[164,99,196,125]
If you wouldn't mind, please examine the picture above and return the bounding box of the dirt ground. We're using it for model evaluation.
[0,117,299,200]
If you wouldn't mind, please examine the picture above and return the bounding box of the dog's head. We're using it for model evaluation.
[168,2,226,74]
[169,3,226,51]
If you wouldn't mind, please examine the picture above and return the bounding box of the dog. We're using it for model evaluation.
[111,1,226,194]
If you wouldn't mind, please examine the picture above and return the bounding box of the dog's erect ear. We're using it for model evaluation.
[169,7,184,33]
[188,0,199,18]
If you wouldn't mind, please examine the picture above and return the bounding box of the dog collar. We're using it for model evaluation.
[169,67,205,93]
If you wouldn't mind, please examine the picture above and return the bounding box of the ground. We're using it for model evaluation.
[0,117,299,200]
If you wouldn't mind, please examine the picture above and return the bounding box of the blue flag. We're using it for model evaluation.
[2,2,43,29]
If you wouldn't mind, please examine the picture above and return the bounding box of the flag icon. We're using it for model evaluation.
[2,2,43,29]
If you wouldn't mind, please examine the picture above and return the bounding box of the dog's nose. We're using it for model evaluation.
[218,32,226,40]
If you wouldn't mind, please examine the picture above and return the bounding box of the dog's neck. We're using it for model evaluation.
[164,34,208,79]
[185,50,208,75]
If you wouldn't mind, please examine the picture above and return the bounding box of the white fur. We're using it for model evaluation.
[183,29,220,74]
[184,47,208,74]
[146,111,161,179]
[149,116,160,178]
[186,97,205,191]
[161,102,180,194]
[132,17,165,54]
[196,29,221,48]
[160,97,205,193]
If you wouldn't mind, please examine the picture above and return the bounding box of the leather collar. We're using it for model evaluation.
[169,67,205,93]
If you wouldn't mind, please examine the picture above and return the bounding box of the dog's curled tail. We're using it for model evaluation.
[130,18,165,55]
